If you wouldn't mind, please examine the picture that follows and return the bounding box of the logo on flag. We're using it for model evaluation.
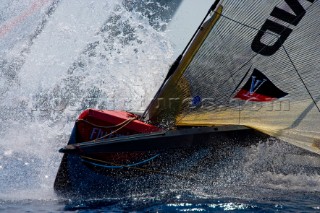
[234,69,288,102]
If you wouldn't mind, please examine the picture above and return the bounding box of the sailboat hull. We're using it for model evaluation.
[54,117,266,198]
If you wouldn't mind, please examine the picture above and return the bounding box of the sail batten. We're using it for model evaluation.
[144,1,320,155]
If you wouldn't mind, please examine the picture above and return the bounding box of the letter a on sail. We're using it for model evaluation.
[234,69,288,102]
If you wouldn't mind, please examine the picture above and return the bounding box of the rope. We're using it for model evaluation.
[77,116,135,129]
[80,155,197,182]
[78,116,138,142]
[282,46,320,112]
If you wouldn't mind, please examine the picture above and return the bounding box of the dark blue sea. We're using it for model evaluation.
[2,138,320,212]
[1,0,320,212]
[1,180,320,212]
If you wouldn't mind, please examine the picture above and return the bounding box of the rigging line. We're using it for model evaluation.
[81,154,160,169]
[168,2,318,125]
[218,14,260,32]
[191,2,319,115]
[174,3,311,124]
[92,117,136,142]
[80,117,137,143]
[168,11,272,114]
[229,65,253,99]
[173,20,262,125]
[80,155,198,182]
[77,117,136,129]
[218,0,318,39]
[282,46,320,112]
[288,96,320,129]
[213,1,318,89]
[180,0,222,57]
[285,1,318,33]
[180,9,318,126]
[141,0,222,120]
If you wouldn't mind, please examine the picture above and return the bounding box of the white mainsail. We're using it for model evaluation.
[144,0,320,155]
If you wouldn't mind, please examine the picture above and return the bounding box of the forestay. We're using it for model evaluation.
[144,0,320,155]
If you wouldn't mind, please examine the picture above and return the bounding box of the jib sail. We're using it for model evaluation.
[144,0,320,155]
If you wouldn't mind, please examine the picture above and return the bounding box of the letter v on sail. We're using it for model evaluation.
[234,69,288,102]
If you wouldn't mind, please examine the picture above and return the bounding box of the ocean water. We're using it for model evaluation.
[1,0,320,212]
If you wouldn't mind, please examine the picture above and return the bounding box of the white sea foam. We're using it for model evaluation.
[0,0,174,200]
